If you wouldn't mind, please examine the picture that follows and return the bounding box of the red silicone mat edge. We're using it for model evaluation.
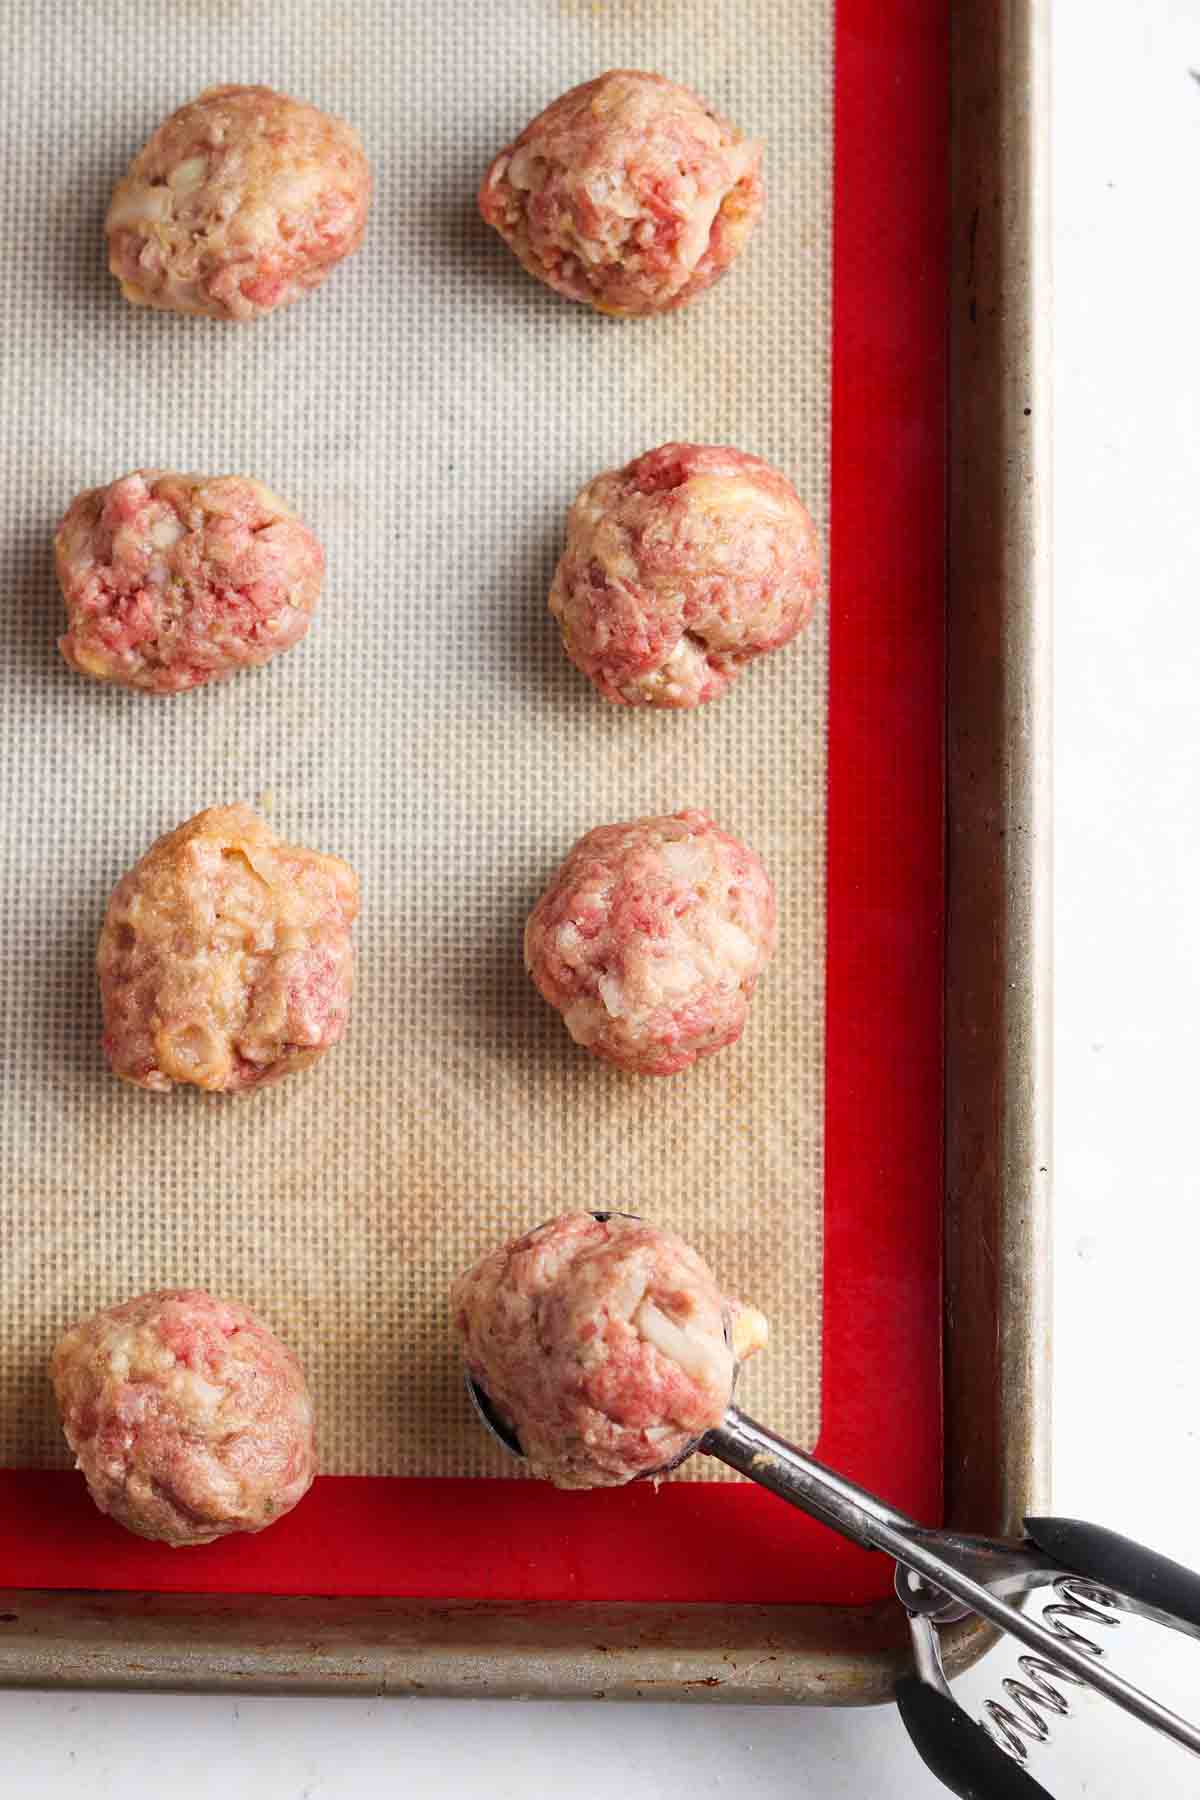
[0,0,948,1605]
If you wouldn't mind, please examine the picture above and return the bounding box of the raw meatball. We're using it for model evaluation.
[525,810,776,1075]
[479,71,763,317]
[56,470,324,693]
[51,1288,315,1545]
[106,85,371,320]
[452,1211,768,1489]
[98,804,359,1093]
[550,444,820,708]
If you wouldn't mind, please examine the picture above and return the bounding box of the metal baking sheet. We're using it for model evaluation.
[0,0,1049,1700]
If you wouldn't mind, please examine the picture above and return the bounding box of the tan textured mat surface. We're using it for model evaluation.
[0,0,831,1478]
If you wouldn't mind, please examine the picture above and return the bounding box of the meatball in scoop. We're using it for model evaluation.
[452,1211,768,1489]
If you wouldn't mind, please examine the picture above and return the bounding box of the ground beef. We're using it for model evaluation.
[51,1288,315,1546]
[106,85,371,320]
[56,469,324,693]
[453,1211,768,1488]
[550,443,820,707]
[479,71,763,317]
[98,804,359,1093]
[525,810,776,1075]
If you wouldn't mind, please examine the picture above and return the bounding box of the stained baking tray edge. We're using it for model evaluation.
[0,0,1050,1703]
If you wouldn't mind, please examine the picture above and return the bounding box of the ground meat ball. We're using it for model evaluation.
[106,85,371,320]
[98,804,359,1093]
[55,470,324,693]
[525,810,776,1075]
[51,1289,315,1546]
[550,444,820,707]
[479,71,763,317]
[453,1212,768,1489]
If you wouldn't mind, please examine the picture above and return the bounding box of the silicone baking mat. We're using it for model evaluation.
[0,0,946,1604]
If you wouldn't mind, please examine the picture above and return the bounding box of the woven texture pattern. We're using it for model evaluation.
[0,0,832,1478]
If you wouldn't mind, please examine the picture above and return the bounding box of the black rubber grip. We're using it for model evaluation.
[1025,1516,1200,1637]
[895,1677,1055,1800]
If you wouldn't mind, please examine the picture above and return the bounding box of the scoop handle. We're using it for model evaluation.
[1024,1516,1200,1640]
[895,1676,1056,1799]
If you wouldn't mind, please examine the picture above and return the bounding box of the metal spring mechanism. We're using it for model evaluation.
[984,1579,1123,1761]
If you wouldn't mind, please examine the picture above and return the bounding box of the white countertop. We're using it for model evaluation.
[7,2,1200,1793]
